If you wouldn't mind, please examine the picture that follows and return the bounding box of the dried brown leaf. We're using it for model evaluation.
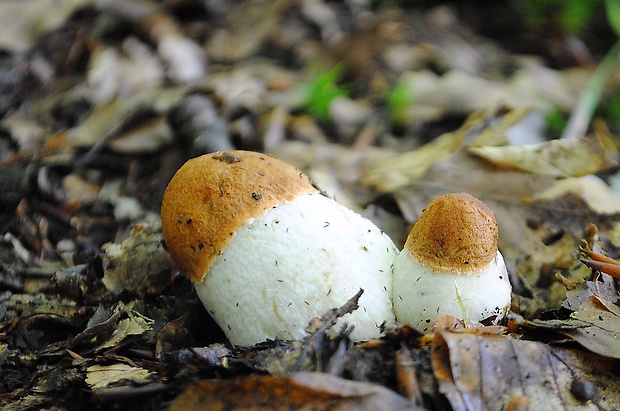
[432,330,620,410]
[169,372,423,411]
[563,295,620,359]
[363,130,464,193]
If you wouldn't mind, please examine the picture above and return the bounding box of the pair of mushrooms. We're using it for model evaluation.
[161,150,511,346]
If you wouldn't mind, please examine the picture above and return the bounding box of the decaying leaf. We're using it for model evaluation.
[169,372,423,411]
[85,364,153,390]
[87,40,164,103]
[468,133,616,177]
[432,329,620,411]
[567,295,620,359]
[101,223,171,296]
[467,106,540,147]
[523,293,620,360]
[96,301,154,352]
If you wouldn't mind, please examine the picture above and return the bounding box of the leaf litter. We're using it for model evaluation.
[1,1,620,410]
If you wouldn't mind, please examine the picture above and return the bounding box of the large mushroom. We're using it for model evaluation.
[392,193,511,332]
[161,150,397,346]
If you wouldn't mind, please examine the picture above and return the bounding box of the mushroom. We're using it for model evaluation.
[161,150,397,346]
[392,193,511,332]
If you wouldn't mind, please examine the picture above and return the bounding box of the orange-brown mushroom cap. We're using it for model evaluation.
[404,193,498,273]
[161,150,318,282]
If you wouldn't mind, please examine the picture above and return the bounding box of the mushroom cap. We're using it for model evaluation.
[405,193,498,274]
[161,150,317,282]
[392,249,511,332]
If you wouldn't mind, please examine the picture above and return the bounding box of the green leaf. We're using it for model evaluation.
[387,80,413,124]
[304,64,349,121]
[606,0,620,36]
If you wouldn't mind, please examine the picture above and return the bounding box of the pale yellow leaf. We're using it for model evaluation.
[96,301,154,351]
[86,364,153,389]
[468,134,616,177]
[363,106,542,193]
[363,131,463,193]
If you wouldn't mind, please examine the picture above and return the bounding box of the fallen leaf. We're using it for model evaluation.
[432,329,620,411]
[96,301,154,351]
[205,0,289,62]
[101,223,171,296]
[45,87,185,156]
[362,106,541,193]
[363,130,463,193]
[532,175,620,215]
[566,295,620,359]
[169,372,424,411]
[85,364,153,390]
[468,134,616,177]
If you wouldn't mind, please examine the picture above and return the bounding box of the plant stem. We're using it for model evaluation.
[562,39,620,139]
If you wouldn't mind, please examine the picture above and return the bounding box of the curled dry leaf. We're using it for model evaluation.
[468,133,616,178]
[169,372,424,411]
[363,130,463,194]
[46,87,185,160]
[363,106,534,194]
[141,12,207,84]
[396,66,582,121]
[87,39,164,103]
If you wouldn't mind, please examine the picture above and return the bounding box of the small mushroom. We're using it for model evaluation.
[161,150,397,346]
[392,193,511,332]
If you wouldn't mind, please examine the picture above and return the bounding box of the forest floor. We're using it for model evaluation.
[1,1,620,410]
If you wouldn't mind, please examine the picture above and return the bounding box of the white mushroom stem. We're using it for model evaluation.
[194,192,397,346]
[392,250,510,332]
